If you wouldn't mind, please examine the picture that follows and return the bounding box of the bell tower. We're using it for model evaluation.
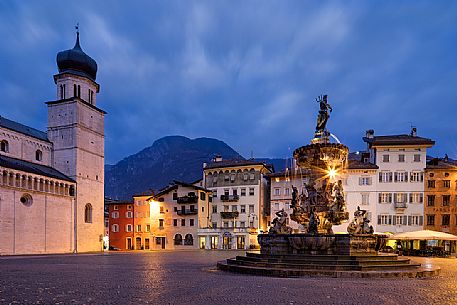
[47,27,105,252]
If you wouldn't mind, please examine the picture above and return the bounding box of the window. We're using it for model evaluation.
[240,188,246,196]
[160,206,165,214]
[249,188,254,196]
[443,195,451,206]
[224,173,230,181]
[200,192,206,200]
[378,193,392,203]
[126,211,133,218]
[212,190,217,197]
[243,173,248,181]
[173,219,177,226]
[0,140,9,153]
[84,203,92,223]
[127,205,132,210]
[426,215,435,226]
[126,224,132,232]
[410,215,421,226]
[359,176,372,185]
[146,224,150,232]
[395,215,404,225]
[378,214,391,225]
[394,193,407,203]
[159,219,164,227]
[172,192,177,200]
[249,172,255,180]
[382,155,389,162]
[361,193,369,205]
[414,154,421,162]
[184,234,193,245]
[77,85,81,98]
[111,224,119,232]
[443,180,451,188]
[240,205,246,213]
[73,84,77,97]
[224,189,229,196]
[212,205,217,213]
[274,202,280,210]
[223,222,228,228]
[230,173,236,182]
[428,180,435,188]
[240,221,246,227]
[174,234,183,245]
[232,205,238,212]
[181,219,185,226]
[398,154,405,162]
[442,214,450,226]
[409,193,423,203]
[113,205,118,211]
[410,172,424,182]
[274,188,280,196]
[211,222,217,228]
[285,188,290,196]
[190,219,195,226]
[19,193,33,207]
[111,211,119,219]
[35,150,43,161]
[136,225,142,232]
[249,205,254,213]
[427,195,435,206]
[394,171,407,183]
[379,171,393,183]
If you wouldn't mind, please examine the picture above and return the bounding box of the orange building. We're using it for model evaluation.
[107,201,135,250]
[132,195,152,250]
[424,157,457,235]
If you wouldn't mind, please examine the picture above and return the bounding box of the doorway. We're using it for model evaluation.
[156,237,166,249]
[135,237,142,250]
[126,237,132,250]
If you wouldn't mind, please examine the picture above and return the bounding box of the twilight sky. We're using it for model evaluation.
[1,1,456,164]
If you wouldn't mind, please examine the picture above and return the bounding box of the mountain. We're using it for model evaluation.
[104,136,243,200]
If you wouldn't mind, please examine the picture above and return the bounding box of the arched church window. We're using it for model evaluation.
[77,85,81,98]
[184,234,193,245]
[35,150,42,161]
[74,84,77,97]
[0,140,8,153]
[174,234,183,245]
[85,203,93,223]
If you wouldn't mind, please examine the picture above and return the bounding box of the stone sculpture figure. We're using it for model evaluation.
[307,209,319,234]
[291,186,299,208]
[315,94,332,134]
[347,206,374,234]
[269,209,292,234]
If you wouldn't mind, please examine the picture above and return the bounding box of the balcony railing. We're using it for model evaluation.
[220,211,239,219]
[220,195,239,202]
[177,209,198,216]
[394,202,407,209]
[176,195,198,204]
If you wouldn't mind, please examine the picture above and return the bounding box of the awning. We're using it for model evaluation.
[388,229,457,241]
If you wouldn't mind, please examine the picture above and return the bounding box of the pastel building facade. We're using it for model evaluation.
[199,158,272,250]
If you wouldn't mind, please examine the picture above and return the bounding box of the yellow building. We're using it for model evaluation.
[424,157,457,235]
[148,181,212,250]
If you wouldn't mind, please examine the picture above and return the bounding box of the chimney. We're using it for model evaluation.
[365,129,374,139]
[411,127,417,137]
[214,155,222,162]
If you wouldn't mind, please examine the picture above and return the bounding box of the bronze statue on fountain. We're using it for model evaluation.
[289,94,349,234]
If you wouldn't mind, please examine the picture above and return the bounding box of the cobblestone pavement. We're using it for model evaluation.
[0,251,456,305]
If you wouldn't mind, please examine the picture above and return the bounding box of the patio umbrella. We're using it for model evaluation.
[388,229,457,241]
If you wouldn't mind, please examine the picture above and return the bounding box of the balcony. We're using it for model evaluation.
[220,195,239,202]
[177,209,198,216]
[176,195,198,204]
[220,211,239,219]
[394,202,407,209]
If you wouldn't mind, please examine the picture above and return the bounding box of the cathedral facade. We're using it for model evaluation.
[0,31,105,254]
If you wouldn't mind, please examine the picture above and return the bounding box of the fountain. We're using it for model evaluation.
[217,95,440,277]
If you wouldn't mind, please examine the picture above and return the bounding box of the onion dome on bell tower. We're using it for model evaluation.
[56,28,98,81]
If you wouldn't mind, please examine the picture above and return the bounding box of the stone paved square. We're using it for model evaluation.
[0,251,456,305]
